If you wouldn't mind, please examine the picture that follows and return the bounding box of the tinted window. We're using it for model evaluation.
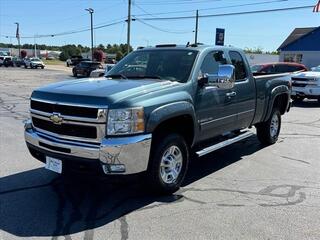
[200,51,227,75]
[275,64,294,73]
[263,65,275,74]
[229,51,247,80]
[108,50,198,82]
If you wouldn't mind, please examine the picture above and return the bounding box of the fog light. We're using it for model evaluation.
[23,119,32,130]
[102,164,126,174]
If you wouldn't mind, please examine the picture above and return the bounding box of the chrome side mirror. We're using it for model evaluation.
[199,65,236,89]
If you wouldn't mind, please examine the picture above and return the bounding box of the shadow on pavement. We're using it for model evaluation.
[0,136,263,237]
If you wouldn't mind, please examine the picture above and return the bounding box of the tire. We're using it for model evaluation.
[146,133,189,195]
[256,108,281,145]
[318,97,320,104]
[73,70,77,77]
[41,66,44,69]
[67,63,70,67]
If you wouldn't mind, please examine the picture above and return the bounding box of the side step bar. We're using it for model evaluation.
[196,131,255,157]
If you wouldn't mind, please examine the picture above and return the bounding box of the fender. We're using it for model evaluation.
[146,101,198,142]
[263,85,290,121]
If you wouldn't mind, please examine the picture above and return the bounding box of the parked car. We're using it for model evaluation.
[290,71,320,103]
[24,58,45,69]
[12,57,25,67]
[66,56,90,67]
[0,56,12,66]
[251,62,307,75]
[24,45,291,194]
[72,61,103,77]
[311,65,320,72]
[90,64,115,78]
[3,57,14,67]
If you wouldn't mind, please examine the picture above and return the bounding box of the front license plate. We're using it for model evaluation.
[45,156,62,174]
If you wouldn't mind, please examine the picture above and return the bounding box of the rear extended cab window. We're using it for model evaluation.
[229,51,248,81]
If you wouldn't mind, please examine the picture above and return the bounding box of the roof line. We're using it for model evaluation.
[278,26,320,51]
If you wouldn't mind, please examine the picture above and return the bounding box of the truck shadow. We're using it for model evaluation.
[0,136,263,237]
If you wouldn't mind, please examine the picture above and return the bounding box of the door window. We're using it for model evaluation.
[200,51,227,75]
[229,51,247,81]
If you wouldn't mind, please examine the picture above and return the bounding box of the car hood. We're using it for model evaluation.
[292,71,320,80]
[31,78,180,106]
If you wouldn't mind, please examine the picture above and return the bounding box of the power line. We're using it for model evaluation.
[133,0,289,17]
[136,19,191,34]
[137,5,314,21]
[1,19,126,39]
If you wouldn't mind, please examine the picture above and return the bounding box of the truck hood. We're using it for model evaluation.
[31,78,180,106]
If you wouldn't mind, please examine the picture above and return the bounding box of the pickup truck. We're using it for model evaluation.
[290,71,320,103]
[24,45,291,194]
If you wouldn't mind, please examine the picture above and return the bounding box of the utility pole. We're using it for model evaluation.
[14,22,21,58]
[194,10,199,45]
[127,0,132,55]
[85,8,94,61]
[34,35,37,58]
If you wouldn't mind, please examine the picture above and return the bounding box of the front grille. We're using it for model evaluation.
[32,117,97,139]
[292,83,307,88]
[31,100,98,119]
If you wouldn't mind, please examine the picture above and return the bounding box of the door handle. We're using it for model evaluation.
[226,91,237,97]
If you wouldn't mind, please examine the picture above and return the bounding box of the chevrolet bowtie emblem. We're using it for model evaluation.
[50,113,63,125]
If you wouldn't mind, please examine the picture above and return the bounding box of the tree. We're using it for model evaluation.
[93,49,104,62]
[244,47,263,54]
[21,50,27,58]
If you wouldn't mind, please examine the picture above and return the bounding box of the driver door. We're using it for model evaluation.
[195,51,238,141]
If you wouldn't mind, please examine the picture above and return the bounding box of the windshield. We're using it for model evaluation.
[107,49,198,82]
[250,64,264,73]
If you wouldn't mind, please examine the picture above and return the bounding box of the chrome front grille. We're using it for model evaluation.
[30,98,107,143]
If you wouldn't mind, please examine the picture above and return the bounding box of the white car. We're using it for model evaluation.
[291,71,320,103]
[90,64,115,78]
[24,58,45,69]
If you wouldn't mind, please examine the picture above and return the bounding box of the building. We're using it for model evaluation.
[245,53,279,66]
[278,27,320,68]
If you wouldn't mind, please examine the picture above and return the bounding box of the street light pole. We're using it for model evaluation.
[14,22,21,58]
[85,8,94,61]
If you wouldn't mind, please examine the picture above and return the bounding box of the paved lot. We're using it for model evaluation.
[1,67,320,240]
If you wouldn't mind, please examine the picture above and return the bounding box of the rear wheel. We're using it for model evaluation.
[73,70,77,77]
[146,133,189,195]
[256,108,281,145]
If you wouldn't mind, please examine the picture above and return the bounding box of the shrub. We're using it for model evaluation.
[93,49,104,62]
[21,50,27,58]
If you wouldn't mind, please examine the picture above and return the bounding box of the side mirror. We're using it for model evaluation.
[200,65,235,89]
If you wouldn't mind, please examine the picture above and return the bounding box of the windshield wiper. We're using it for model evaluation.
[105,74,128,79]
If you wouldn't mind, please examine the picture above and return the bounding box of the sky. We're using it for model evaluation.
[0,0,319,52]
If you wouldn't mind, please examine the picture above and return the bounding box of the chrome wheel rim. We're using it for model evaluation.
[270,113,279,138]
[160,145,183,184]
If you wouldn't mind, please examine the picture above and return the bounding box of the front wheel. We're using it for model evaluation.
[146,133,189,195]
[256,108,281,145]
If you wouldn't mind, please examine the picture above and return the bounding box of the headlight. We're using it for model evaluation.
[107,107,145,135]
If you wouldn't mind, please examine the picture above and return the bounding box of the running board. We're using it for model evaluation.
[196,131,255,157]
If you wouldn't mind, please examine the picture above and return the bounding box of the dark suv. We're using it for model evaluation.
[251,62,307,75]
[72,61,103,77]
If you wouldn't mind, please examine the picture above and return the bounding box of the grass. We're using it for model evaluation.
[43,59,65,65]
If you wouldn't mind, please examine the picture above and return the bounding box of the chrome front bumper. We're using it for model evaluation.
[24,121,152,175]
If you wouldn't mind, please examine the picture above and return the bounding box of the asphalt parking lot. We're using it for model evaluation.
[1,67,320,240]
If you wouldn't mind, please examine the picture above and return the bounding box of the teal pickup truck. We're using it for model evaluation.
[25,44,291,194]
